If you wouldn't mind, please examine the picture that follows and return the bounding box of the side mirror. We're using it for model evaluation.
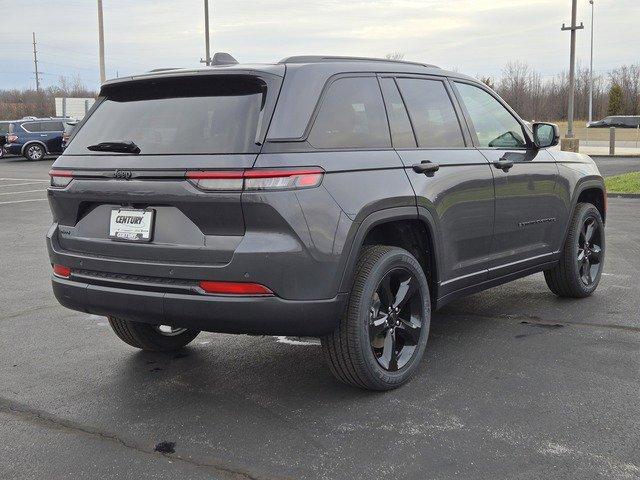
[532,122,560,148]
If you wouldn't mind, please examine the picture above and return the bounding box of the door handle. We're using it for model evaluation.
[492,157,514,172]
[412,161,440,176]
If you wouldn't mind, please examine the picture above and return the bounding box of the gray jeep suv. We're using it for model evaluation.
[47,55,606,390]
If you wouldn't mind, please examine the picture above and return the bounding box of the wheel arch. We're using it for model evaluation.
[561,179,606,248]
[21,140,48,157]
[338,207,442,304]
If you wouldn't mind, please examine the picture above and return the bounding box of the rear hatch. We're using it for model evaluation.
[49,70,283,265]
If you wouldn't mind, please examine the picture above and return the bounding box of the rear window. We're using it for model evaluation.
[65,76,267,155]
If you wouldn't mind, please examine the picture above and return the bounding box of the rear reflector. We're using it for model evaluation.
[198,281,273,295]
[186,168,324,191]
[49,169,74,188]
[244,168,324,190]
[53,264,71,278]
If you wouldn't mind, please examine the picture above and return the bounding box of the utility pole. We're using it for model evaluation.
[200,0,212,66]
[97,0,106,83]
[562,0,584,140]
[588,0,595,124]
[32,32,40,91]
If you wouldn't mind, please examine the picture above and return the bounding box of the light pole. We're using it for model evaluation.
[588,0,595,124]
[201,0,212,66]
[97,0,106,83]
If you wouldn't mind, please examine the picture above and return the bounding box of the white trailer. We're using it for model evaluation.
[55,97,96,120]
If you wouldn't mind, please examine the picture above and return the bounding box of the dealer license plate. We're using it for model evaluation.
[109,208,154,242]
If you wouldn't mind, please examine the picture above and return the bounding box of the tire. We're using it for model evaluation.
[544,202,605,298]
[24,143,45,161]
[0,147,5,158]
[108,317,200,352]
[321,245,431,391]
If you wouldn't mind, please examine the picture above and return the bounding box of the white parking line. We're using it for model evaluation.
[0,198,48,206]
[0,177,48,182]
[0,182,46,188]
[0,189,45,196]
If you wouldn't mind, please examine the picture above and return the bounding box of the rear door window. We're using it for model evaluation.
[379,77,416,148]
[396,78,465,148]
[308,77,390,149]
[22,122,41,133]
[65,76,267,155]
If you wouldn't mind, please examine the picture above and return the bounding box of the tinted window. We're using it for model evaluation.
[22,122,41,132]
[0,122,9,135]
[455,82,526,148]
[308,77,390,149]
[42,121,64,131]
[379,78,416,148]
[66,76,266,155]
[396,79,465,148]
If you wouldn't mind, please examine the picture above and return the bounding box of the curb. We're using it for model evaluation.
[607,193,640,199]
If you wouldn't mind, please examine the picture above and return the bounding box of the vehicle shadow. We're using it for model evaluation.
[98,309,491,411]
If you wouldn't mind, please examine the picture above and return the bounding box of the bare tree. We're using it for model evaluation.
[385,52,405,61]
[0,76,97,118]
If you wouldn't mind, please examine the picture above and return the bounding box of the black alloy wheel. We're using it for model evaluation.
[322,245,431,390]
[544,202,605,298]
[577,216,603,286]
[369,268,423,371]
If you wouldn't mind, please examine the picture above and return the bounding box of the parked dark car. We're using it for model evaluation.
[47,55,606,390]
[587,115,640,128]
[0,121,10,158]
[4,117,73,160]
[61,119,79,150]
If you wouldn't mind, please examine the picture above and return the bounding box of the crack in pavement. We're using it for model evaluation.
[0,303,60,322]
[438,310,640,334]
[0,396,286,480]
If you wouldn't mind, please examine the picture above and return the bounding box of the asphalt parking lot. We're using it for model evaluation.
[593,155,640,177]
[0,156,638,480]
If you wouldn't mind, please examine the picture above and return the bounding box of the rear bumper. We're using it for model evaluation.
[4,144,22,155]
[52,275,346,336]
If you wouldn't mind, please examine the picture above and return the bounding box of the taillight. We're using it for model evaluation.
[198,280,273,295]
[186,170,244,191]
[186,167,324,192]
[53,264,71,278]
[7,134,18,143]
[49,169,74,188]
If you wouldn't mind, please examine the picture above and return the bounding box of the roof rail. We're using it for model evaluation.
[278,55,439,69]
[148,67,180,73]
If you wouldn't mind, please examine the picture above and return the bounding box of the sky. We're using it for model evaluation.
[0,0,638,90]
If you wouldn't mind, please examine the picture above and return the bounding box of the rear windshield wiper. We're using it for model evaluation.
[86,141,140,154]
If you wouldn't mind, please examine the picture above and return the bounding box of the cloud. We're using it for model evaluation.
[1,0,638,89]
